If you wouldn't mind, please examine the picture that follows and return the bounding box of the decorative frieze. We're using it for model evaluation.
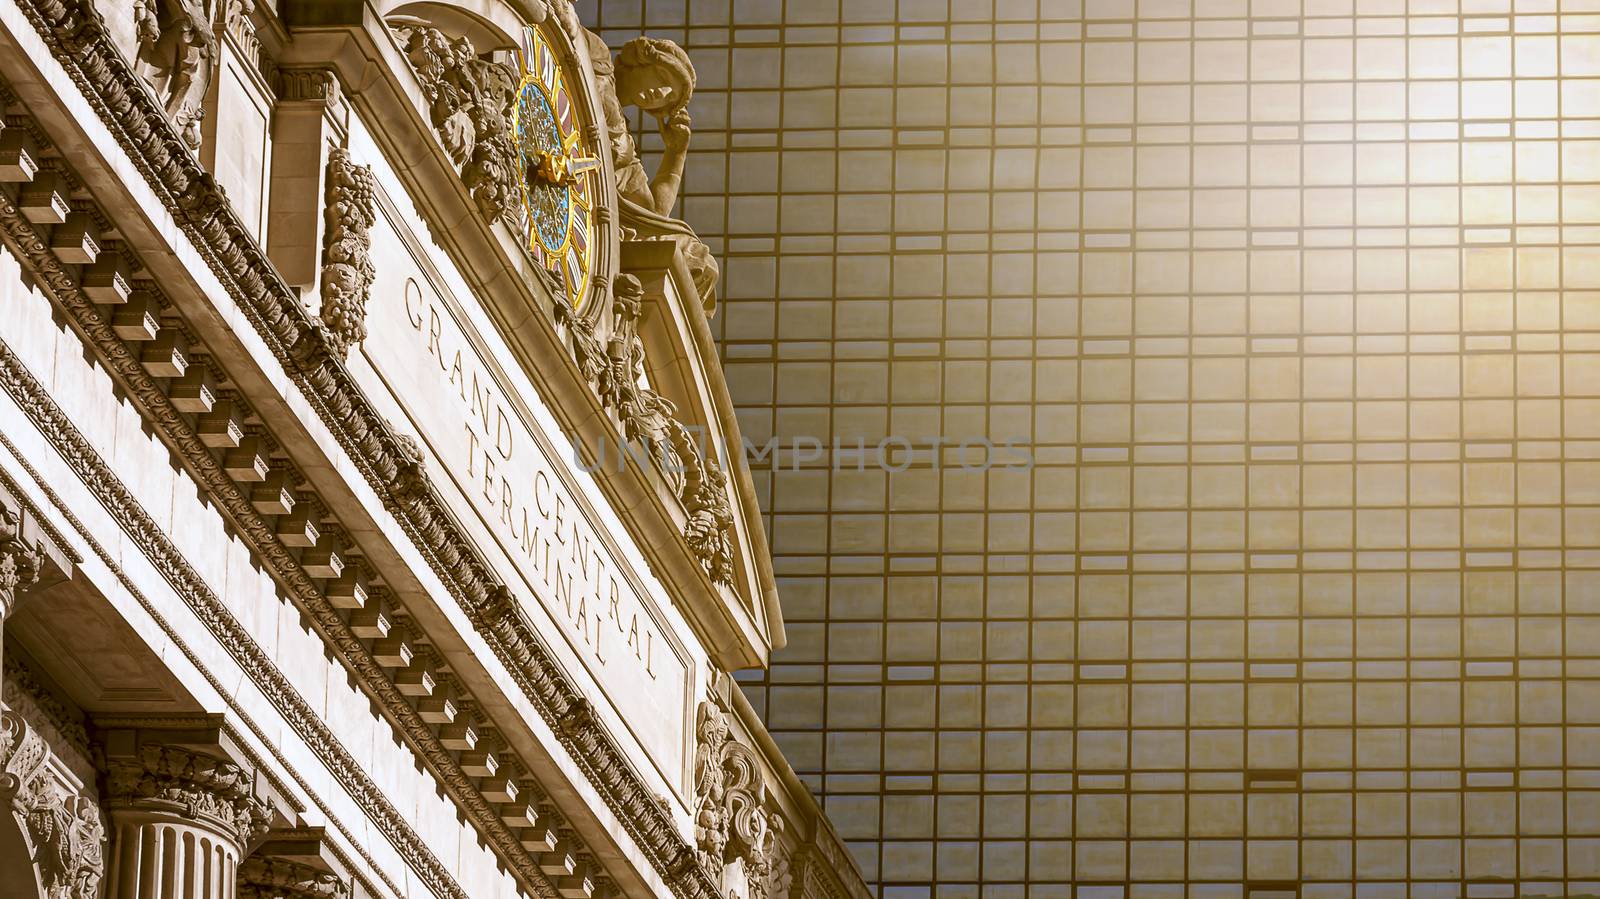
[318,148,376,356]
[276,66,341,108]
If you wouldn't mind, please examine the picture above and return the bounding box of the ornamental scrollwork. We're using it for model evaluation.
[1,710,107,899]
[103,743,272,848]
[319,148,377,357]
[692,702,783,898]
[392,22,524,229]
[132,0,216,150]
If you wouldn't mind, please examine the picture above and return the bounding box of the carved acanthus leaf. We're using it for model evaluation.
[318,148,377,357]
[691,702,783,897]
[103,743,272,847]
[0,505,42,616]
[240,856,350,899]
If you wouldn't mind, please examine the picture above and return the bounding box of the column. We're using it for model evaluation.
[102,741,272,899]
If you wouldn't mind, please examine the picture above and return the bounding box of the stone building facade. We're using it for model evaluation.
[0,3,867,899]
[579,1,1600,898]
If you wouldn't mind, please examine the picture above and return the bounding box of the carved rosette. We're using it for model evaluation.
[103,743,271,849]
[2,710,107,899]
[692,702,783,899]
[0,506,42,618]
[392,23,524,229]
[318,148,377,357]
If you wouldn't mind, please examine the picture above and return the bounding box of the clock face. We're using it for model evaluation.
[513,25,601,311]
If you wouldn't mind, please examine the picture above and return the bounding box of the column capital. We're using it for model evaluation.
[0,473,77,620]
[241,856,350,899]
[0,505,41,620]
[95,717,275,851]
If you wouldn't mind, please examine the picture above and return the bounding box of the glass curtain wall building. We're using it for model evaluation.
[583,0,1600,897]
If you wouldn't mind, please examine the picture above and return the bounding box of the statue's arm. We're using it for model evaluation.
[650,112,691,215]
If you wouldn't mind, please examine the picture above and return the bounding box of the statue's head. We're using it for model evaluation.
[615,37,694,115]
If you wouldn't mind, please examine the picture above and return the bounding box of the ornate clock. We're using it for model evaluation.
[513,24,602,311]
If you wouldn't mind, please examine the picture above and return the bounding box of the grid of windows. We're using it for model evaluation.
[579,0,1600,895]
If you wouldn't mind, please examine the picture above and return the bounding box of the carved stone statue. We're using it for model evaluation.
[133,0,217,150]
[319,149,377,357]
[574,24,696,217]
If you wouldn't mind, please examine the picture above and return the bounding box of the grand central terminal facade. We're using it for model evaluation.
[0,2,865,899]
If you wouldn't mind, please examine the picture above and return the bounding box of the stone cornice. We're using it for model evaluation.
[0,5,727,899]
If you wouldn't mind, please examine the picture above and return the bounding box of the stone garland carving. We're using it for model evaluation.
[692,702,783,899]
[240,856,350,899]
[1,710,107,899]
[4,7,794,899]
[392,22,523,229]
[0,505,42,617]
[318,149,377,357]
[102,743,273,847]
[132,0,215,150]
[670,421,734,587]
[555,274,734,585]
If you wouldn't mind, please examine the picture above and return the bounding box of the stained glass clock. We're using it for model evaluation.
[513,25,601,311]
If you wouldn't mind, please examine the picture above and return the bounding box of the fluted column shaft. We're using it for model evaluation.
[108,811,240,899]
